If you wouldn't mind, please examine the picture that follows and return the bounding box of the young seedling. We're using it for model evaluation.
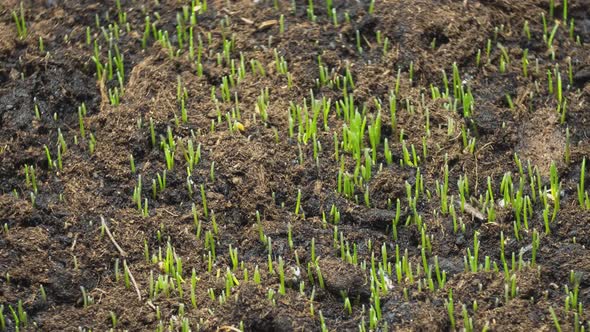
[278,256,286,295]
[523,20,531,40]
[0,305,5,331]
[38,37,45,53]
[446,290,455,329]
[12,3,27,40]
[129,154,136,174]
[200,184,208,218]
[546,23,559,51]
[549,307,562,332]
[550,162,560,221]
[295,189,302,216]
[78,104,86,138]
[44,145,53,170]
[578,158,588,209]
[88,133,97,155]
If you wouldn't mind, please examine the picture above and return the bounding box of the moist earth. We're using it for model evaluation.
[1,0,590,331]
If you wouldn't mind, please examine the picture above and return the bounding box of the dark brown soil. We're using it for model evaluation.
[1,0,589,331]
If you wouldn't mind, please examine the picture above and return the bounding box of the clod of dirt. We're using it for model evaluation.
[318,258,370,300]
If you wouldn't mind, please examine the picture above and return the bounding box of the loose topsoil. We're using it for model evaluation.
[1,0,590,331]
